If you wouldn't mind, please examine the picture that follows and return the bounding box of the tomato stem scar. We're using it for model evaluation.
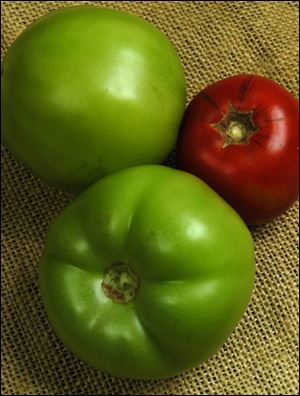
[212,102,258,147]
[101,263,139,304]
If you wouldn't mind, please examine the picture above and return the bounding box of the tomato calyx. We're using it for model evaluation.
[101,263,139,304]
[212,103,258,147]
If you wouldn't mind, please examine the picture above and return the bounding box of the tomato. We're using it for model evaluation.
[1,6,186,192]
[39,165,255,379]
[176,74,299,225]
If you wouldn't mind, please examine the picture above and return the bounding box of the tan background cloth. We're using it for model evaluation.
[1,1,299,395]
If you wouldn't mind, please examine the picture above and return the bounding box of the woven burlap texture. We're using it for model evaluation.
[1,1,299,395]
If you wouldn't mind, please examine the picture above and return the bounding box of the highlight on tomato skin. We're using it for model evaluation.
[176,74,299,225]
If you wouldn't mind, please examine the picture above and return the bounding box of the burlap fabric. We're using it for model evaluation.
[1,1,299,395]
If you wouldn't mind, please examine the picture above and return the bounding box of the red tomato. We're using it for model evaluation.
[176,74,299,225]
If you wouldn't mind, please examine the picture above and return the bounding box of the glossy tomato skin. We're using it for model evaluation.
[39,165,255,379]
[177,74,299,225]
[1,6,186,192]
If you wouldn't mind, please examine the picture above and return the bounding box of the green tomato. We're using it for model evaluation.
[1,6,186,192]
[39,165,255,379]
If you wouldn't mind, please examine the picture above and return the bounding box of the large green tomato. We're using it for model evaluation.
[39,165,255,379]
[1,6,186,192]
